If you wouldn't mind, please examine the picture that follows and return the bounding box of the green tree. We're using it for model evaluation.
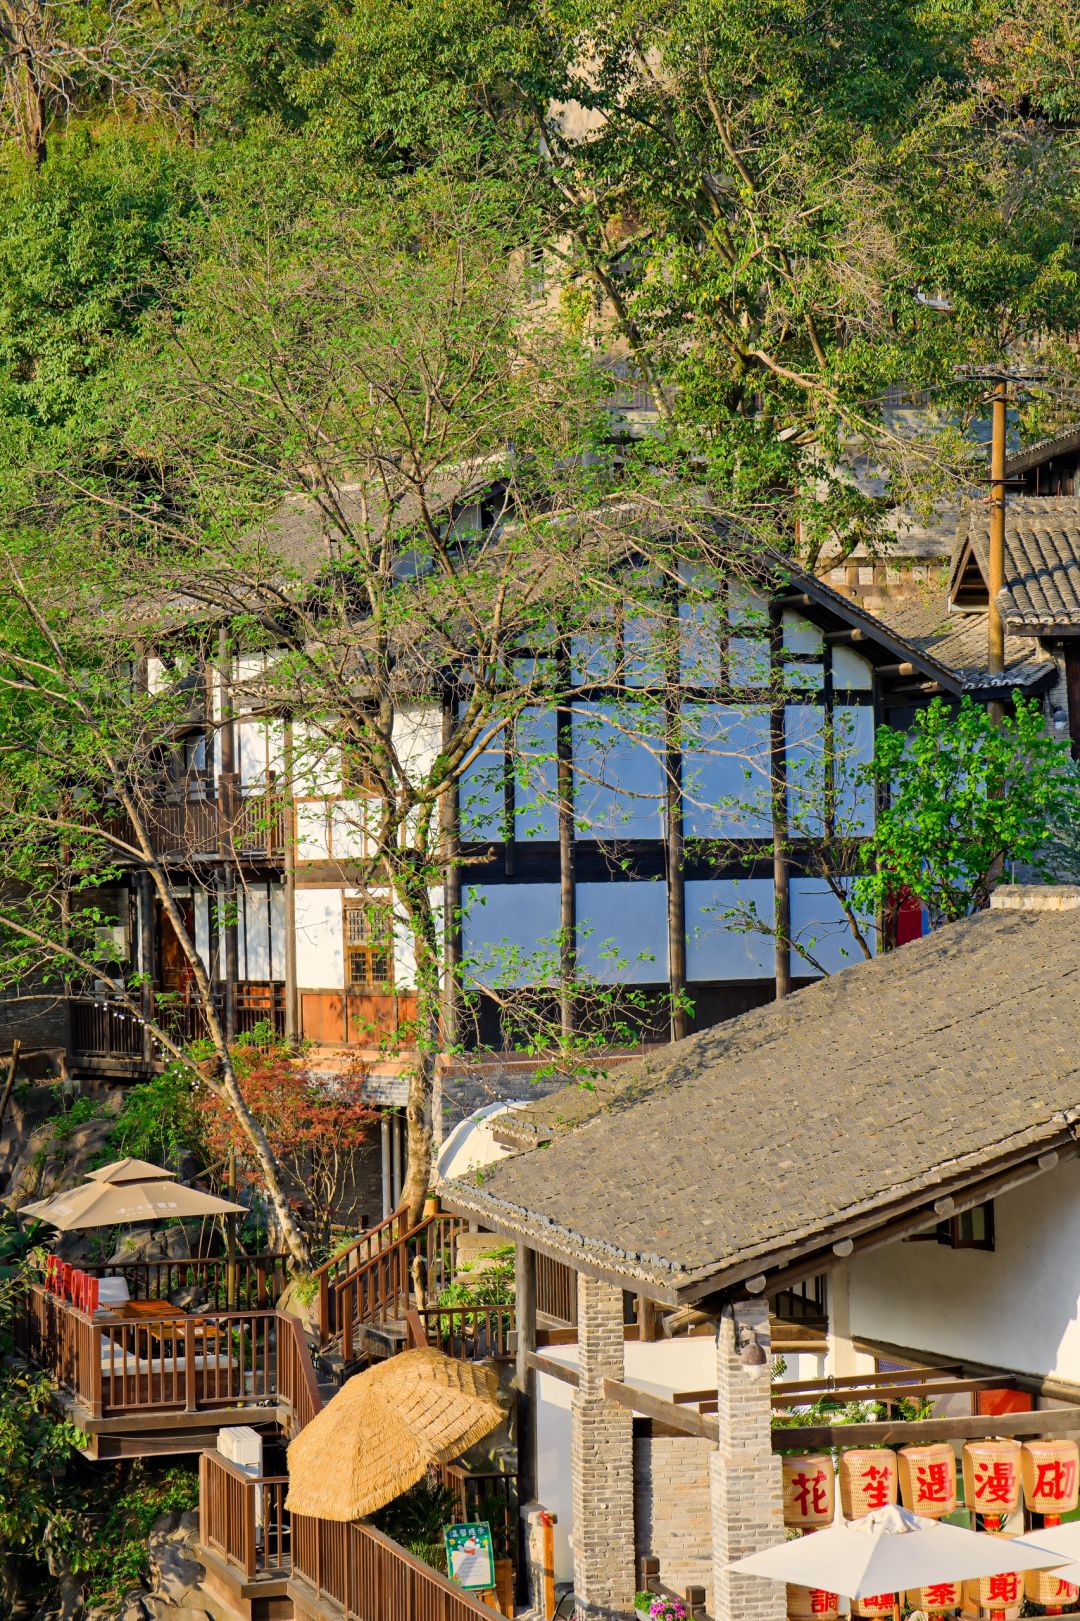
[857,695,1080,928]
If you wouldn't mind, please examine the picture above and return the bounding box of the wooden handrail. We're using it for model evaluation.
[292,1513,498,1621]
[200,1451,291,1580]
[277,1311,322,1434]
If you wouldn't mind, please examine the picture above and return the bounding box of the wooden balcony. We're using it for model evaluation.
[17,1283,320,1458]
[105,785,285,865]
[68,982,286,1072]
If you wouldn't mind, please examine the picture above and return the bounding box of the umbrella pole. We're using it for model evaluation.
[226,1147,238,1311]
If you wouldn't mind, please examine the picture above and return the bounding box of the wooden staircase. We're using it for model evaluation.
[311,1207,469,1370]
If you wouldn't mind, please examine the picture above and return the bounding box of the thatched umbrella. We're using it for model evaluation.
[285,1347,505,1521]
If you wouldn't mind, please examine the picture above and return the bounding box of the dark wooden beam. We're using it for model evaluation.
[772,1365,962,1395]
[772,1405,1080,1452]
[770,1375,1014,1409]
[603,1377,720,1442]
[525,1349,580,1389]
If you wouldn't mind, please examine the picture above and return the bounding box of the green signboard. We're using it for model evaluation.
[444,1521,496,1591]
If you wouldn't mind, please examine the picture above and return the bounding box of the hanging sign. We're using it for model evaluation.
[898,1443,957,1520]
[443,1523,496,1591]
[839,1450,898,1518]
[781,1454,835,1529]
[1021,1439,1079,1519]
[963,1440,1022,1527]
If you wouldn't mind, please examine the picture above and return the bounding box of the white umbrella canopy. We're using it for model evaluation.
[1004,1521,1080,1585]
[728,1505,1066,1598]
[21,1176,243,1231]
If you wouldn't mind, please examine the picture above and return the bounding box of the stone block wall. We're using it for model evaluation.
[571,1273,636,1619]
[634,1429,715,1607]
[711,1300,786,1621]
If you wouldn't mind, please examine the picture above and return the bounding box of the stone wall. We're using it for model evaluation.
[634,1428,715,1607]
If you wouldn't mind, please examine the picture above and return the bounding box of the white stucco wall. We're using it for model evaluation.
[848,1159,1080,1383]
[536,1335,720,1583]
[294,888,344,989]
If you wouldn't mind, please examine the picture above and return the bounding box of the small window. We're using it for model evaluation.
[908,1200,995,1251]
[344,900,393,990]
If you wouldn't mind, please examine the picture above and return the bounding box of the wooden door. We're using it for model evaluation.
[158,899,196,995]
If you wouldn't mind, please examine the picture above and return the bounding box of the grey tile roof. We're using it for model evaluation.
[951,497,1080,634]
[870,596,1054,693]
[445,905,1080,1293]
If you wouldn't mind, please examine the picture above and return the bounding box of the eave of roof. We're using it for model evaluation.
[442,905,1080,1300]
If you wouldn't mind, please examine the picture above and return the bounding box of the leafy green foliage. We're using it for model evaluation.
[437,1244,516,1308]
[76,1463,199,1604]
[0,1355,87,1574]
[372,1476,455,1573]
[857,695,1080,926]
[104,1064,201,1167]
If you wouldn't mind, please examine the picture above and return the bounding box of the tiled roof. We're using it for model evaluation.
[445,904,1080,1293]
[953,497,1080,633]
[870,596,1054,693]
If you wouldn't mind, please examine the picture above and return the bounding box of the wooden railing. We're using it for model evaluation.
[199,1451,291,1580]
[333,1213,467,1364]
[291,1516,496,1621]
[277,1311,322,1436]
[535,1252,578,1325]
[70,982,287,1060]
[105,788,285,862]
[437,1463,518,1562]
[314,1209,465,1354]
[84,1254,290,1313]
[20,1285,317,1424]
[418,1305,515,1363]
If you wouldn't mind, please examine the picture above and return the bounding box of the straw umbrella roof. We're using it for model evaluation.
[286,1348,505,1522]
[20,1175,243,1230]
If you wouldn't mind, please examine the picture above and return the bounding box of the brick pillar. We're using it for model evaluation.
[571,1274,635,1620]
[711,1299,785,1621]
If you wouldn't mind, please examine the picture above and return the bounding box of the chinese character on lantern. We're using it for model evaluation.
[1036,1456,1077,1504]
[792,1470,831,1518]
[1057,1579,1080,1601]
[985,1573,1020,1606]
[974,1459,1017,1506]
[811,1593,839,1615]
[917,1460,952,1504]
[861,1466,893,1509]
[923,1584,960,1610]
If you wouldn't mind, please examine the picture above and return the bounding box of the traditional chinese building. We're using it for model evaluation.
[440,886,1080,1621]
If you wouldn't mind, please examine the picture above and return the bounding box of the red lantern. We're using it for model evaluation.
[787,1586,839,1619]
[964,1569,1022,1612]
[898,1443,957,1519]
[906,1581,962,1614]
[963,1440,1021,1528]
[1021,1440,1079,1522]
[781,1455,835,1530]
[839,1450,898,1518]
[1025,1568,1080,1613]
[851,1594,894,1618]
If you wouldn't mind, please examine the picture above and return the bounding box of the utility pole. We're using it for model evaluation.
[987,376,1008,726]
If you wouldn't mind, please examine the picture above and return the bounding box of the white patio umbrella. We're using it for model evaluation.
[1002,1521,1080,1586]
[728,1505,1066,1597]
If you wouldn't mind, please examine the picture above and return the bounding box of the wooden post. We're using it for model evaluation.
[282,716,300,1044]
[139,870,156,1065]
[226,1146,238,1311]
[557,668,577,1039]
[217,628,239,1038]
[988,377,1008,688]
[184,1316,197,1412]
[441,691,462,1050]
[1064,644,1080,763]
[664,693,689,1041]
[770,610,791,999]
